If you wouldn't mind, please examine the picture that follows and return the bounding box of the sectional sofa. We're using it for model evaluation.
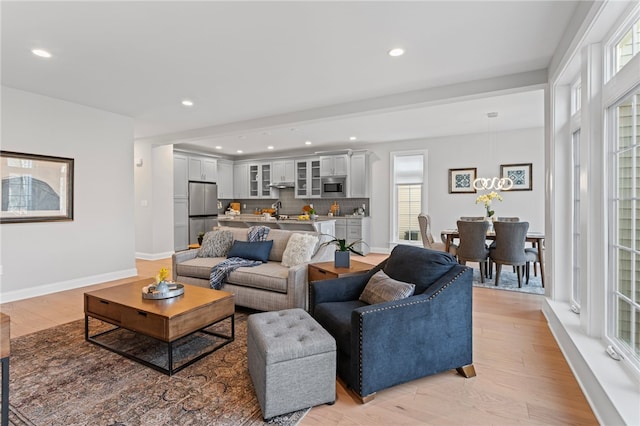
[172,226,334,311]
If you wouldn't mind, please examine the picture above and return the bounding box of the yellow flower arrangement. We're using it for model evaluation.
[155,267,169,284]
[475,191,503,217]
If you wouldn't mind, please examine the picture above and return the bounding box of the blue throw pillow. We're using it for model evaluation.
[227,240,273,263]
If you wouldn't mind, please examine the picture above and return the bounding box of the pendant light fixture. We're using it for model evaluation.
[473,112,513,191]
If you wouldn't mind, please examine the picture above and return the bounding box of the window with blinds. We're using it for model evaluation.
[392,153,424,243]
[611,89,640,367]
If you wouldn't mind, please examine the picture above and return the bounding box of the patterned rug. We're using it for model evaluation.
[6,311,308,426]
[471,265,544,295]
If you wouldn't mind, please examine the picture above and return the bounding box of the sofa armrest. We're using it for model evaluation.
[349,265,473,397]
[171,249,199,281]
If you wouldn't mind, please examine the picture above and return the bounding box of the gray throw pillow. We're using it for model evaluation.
[197,230,234,258]
[359,270,416,305]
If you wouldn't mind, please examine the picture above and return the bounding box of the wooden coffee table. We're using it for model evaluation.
[308,259,373,281]
[85,278,234,375]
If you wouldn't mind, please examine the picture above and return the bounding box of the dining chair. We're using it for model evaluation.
[418,213,457,256]
[459,216,485,221]
[496,217,520,222]
[489,221,537,287]
[456,220,491,282]
[525,240,544,287]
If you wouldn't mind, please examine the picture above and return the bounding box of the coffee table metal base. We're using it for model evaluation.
[85,314,234,376]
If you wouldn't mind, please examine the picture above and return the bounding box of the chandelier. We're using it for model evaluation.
[473,112,513,191]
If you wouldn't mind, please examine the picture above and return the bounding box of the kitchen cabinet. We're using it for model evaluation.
[233,163,248,199]
[217,160,234,199]
[173,153,189,198]
[174,198,189,251]
[271,160,295,183]
[349,152,369,197]
[188,156,217,182]
[320,154,349,176]
[248,162,275,198]
[295,158,321,198]
[333,217,370,255]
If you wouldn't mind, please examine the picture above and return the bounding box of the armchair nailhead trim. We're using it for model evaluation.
[356,268,469,394]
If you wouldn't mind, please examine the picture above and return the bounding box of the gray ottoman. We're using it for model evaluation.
[247,308,336,419]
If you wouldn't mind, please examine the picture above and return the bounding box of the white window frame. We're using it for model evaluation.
[571,129,581,310]
[389,150,428,246]
[605,6,640,82]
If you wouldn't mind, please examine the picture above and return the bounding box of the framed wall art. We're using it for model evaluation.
[1,151,74,223]
[500,163,532,191]
[448,167,477,194]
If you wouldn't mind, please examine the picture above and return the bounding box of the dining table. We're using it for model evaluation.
[440,228,545,287]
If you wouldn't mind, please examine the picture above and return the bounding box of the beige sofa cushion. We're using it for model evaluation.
[176,257,225,279]
[228,262,289,293]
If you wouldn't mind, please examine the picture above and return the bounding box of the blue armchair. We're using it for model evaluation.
[310,245,475,403]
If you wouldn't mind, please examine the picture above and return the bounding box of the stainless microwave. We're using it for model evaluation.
[321,177,346,197]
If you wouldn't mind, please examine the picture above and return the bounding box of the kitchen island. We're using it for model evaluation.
[218,214,335,235]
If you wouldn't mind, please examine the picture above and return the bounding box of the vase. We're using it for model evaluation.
[155,280,169,293]
[334,251,350,268]
[485,217,494,233]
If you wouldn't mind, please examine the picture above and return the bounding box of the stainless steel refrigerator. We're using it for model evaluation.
[188,181,218,244]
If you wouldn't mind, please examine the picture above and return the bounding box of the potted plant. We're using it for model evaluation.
[308,208,318,220]
[320,235,368,268]
[197,231,205,245]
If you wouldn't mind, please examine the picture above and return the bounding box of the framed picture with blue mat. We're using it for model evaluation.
[501,163,532,191]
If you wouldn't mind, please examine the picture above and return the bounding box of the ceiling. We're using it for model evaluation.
[1,1,578,158]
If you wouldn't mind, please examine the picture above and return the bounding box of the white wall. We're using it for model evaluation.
[0,87,137,301]
[363,127,545,252]
[133,141,175,260]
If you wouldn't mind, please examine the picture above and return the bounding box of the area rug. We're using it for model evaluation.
[471,265,544,295]
[6,311,309,426]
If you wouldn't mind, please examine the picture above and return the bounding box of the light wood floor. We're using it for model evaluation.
[0,255,597,425]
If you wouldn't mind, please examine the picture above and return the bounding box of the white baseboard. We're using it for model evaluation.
[542,298,640,426]
[135,251,175,261]
[1,268,138,303]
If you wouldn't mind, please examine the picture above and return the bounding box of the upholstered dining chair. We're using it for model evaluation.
[496,217,520,222]
[418,213,457,256]
[456,220,491,283]
[489,221,537,287]
[459,216,485,221]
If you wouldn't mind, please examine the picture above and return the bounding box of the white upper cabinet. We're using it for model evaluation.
[217,161,234,199]
[320,154,349,176]
[233,163,249,199]
[295,158,321,198]
[173,153,189,198]
[271,160,295,183]
[189,156,217,182]
[248,162,275,198]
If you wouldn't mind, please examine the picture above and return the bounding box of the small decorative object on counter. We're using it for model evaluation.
[330,201,340,216]
[309,208,318,220]
[198,232,205,245]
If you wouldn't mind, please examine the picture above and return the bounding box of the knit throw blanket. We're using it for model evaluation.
[209,226,271,290]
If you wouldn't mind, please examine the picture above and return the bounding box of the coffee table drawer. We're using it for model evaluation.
[121,307,166,341]
[86,297,122,323]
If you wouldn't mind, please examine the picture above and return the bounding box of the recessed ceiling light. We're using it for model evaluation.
[215,146,222,150]
[181,99,193,107]
[388,48,405,57]
[349,136,357,141]
[305,141,312,145]
[267,146,274,150]
[31,49,52,58]
[237,150,243,154]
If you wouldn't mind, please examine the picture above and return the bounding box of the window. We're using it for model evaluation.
[572,130,581,309]
[609,88,640,369]
[571,80,582,115]
[391,152,425,244]
[615,17,640,72]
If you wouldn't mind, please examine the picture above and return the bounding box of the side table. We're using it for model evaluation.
[308,259,373,282]
[1,313,9,426]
